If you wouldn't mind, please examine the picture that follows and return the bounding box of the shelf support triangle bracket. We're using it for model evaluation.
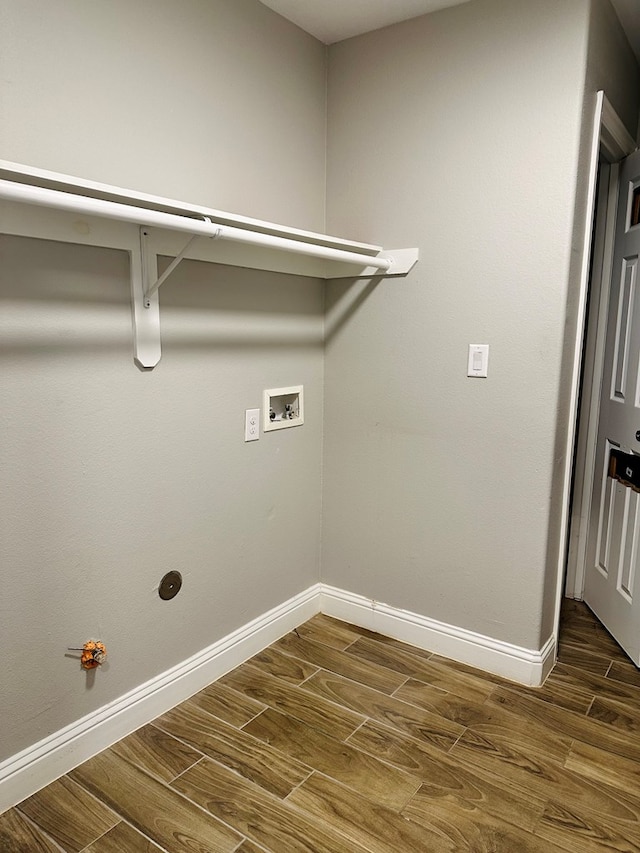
[144,232,200,303]
[132,223,222,369]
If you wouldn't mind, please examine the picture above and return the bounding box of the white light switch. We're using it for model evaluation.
[467,344,489,378]
[244,408,260,441]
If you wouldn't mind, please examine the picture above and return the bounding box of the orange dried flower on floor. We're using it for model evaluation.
[81,640,107,669]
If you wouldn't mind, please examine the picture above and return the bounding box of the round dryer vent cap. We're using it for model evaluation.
[159,570,182,601]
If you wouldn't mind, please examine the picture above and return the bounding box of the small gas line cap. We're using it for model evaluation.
[159,571,182,601]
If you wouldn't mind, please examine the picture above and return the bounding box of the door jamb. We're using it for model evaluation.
[562,92,637,608]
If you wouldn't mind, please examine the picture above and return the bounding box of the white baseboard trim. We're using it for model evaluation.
[0,583,321,814]
[319,584,556,687]
[0,581,557,814]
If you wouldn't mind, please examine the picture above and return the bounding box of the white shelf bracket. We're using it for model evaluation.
[132,228,161,369]
[133,222,222,368]
[143,218,223,304]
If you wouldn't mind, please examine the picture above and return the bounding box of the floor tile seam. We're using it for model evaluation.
[267,643,332,679]
[283,659,420,719]
[533,795,640,849]
[278,786,384,853]
[235,839,271,853]
[588,688,640,723]
[78,817,172,853]
[563,722,640,765]
[246,646,323,684]
[233,838,271,853]
[96,745,247,843]
[331,633,361,653]
[243,702,423,804]
[297,630,355,653]
[164,755,250,845]
[392,671,484,704]
[584,694,596,719]
[458,733,640,822]
[388,674,411,697]
[555,660,640,701]
[283,765,419,824]
[557,637,617,660]
[304,665,465,741]
[343,714,373,745]
[330,731,424,807]
[399,783,547,840]
[128,721,210,782]
[482,691,583,755]
[444,737,551,804]
[173,758,377,853]
[383,682,471,736]
[9,807,67,853]
[410,659,500,693]
[560,755,640,811]
[292,662,322,687]
[77,820,114,853]
[234,688,366,744]
[457,720,574,769]
[604,671,640,691]
[279,766,317,803]
[492,683,600,728]
[137,720,210,780]
[345,715,462,778]
[152,709,315,786]
[18,772,121,850]
[449,725,573,784]
[198,679,270,726]
[346,682,467,743]
[276,635,407,696]
[340,635,440,675]
[224,662,367,735]
[446,724,468,754]
[542,676,601,705]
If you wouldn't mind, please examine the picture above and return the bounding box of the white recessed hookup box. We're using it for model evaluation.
[263,385,304,432]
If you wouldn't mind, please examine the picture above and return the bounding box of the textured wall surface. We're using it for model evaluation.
[0,0,327,230]
[0,0,326,762]
[323,0,593,650]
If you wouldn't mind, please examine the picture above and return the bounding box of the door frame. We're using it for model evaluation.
[563,92,637,608]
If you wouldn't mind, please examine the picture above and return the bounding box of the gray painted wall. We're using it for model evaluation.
[0,0,327,230]
[1,0,639,771]
[0,0,326,761]
[323,0,594,650]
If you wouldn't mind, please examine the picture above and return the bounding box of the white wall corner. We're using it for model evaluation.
[319,584,557,687]
[0,583,322,815]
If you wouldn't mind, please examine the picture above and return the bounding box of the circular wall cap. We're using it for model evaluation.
[159,571,182,601]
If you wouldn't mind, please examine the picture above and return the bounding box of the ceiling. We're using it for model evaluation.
[260,0,640,61]
[258,0,473,45]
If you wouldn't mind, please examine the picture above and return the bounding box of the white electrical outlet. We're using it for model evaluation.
[244,408,260,442]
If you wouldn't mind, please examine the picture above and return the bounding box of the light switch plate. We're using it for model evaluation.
[468,344,489,378]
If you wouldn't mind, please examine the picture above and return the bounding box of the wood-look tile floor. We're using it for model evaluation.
[2,600,640,852]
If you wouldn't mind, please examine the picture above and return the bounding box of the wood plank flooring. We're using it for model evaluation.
[3,600,640,852]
